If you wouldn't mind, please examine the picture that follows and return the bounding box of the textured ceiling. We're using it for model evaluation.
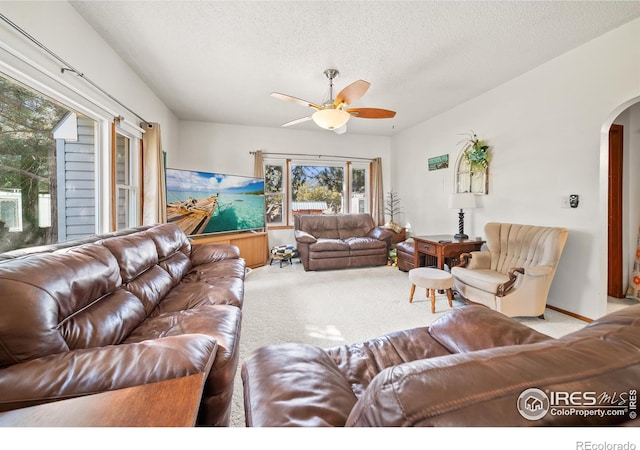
[70,1,640,136]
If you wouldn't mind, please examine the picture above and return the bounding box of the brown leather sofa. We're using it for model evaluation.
[241,304,640,426]
[0,223,244,426]
[294,213,393,271]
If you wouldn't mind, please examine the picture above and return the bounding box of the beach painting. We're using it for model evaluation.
[166,168,265,236]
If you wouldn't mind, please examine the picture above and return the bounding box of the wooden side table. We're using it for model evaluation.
[413,235,485,270]
[0,373,206,427]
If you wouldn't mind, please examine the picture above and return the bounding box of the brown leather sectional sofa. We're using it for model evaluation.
[294,213,393,271]
[0,223,244,426]
[242,304,640,426]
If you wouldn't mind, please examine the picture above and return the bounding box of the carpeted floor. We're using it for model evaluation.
[229,262,589,427]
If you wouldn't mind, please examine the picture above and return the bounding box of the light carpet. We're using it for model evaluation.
[229,262,588,427]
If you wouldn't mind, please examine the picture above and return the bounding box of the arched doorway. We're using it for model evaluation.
[601,96,640,316]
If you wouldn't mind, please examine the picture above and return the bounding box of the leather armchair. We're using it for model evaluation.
[451,222,568,318]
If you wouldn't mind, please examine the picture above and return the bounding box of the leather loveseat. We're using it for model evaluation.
[242,304,640,426]
[294,213,393,271]
[0,223,244,426]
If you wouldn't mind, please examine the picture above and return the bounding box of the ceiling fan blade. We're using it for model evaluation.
[271,92,321,110]
[334,80,370,107]
[347,107,396,119]
[281,116,313,127]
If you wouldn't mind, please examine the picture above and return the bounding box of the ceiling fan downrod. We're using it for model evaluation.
[324,69,339,105]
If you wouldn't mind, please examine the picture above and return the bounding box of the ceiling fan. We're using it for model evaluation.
[271,69,396,134]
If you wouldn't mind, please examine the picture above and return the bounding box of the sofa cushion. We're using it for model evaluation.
[242,343,358,427]
[428,305,552,353]
[101,232,159,283]
[145,223,193,284]
[146,223,192,261]
[449,267,510,294]
[336,213,374,240]
[309,238,350,252]
[325,326,452,398]
[124,265,175,315]
[187,258,246,280]
[0,243,144,366]
[344,236,386,251]
[295,214,340,239]
[156,277,244,311]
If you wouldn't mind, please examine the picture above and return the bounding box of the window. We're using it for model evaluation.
[454,150,488,194]
[350,166,367,213]
[264,158,370,226]
[291,164,344,216]
[0,73,144,252]
[0,73,103,252]
[264,163,284,225]
[113,130,140,230]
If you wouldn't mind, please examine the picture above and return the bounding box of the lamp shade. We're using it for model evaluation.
[449,193,477,210]
[312,108,350,130]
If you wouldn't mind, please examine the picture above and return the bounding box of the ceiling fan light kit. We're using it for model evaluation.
[271,68,396,133]
[312,108,350,130]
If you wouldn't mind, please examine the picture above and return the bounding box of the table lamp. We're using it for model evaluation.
[448,193,477,239]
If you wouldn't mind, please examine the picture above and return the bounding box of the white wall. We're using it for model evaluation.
[392,18,640,320]
[0,2,179,151]
[176,121,391,246]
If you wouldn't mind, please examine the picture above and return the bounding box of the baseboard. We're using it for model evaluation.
[546,304,593,323]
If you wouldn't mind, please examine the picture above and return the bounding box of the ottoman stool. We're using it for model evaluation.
[408,267,454,313]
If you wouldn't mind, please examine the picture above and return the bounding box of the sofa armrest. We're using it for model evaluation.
[458,250,491,269]
[190,243,240,266]
[0,334,217,413]
[242,343,357,427]
[294,230,317,244]
[367,226,393,242]
[497,265,553,297]
[428,305,552,353]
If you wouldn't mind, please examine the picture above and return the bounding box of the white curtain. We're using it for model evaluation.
[141,122,166,225]
[371,157,384,226]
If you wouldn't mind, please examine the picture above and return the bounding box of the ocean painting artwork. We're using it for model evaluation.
[166,168,265,236]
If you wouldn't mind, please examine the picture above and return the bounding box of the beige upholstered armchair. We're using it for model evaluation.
[451,222,568,318]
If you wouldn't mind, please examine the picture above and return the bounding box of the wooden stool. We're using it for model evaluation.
[408,267,454,313]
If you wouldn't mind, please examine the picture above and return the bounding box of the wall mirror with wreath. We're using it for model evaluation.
[454,131,490,195]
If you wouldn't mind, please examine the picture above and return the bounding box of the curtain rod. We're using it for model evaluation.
[0,13,150,124]
[249,151,376,162]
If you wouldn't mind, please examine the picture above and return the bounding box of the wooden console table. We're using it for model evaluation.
[192,231,268,268]
[413,235,485,270]
[0,373,206,427]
